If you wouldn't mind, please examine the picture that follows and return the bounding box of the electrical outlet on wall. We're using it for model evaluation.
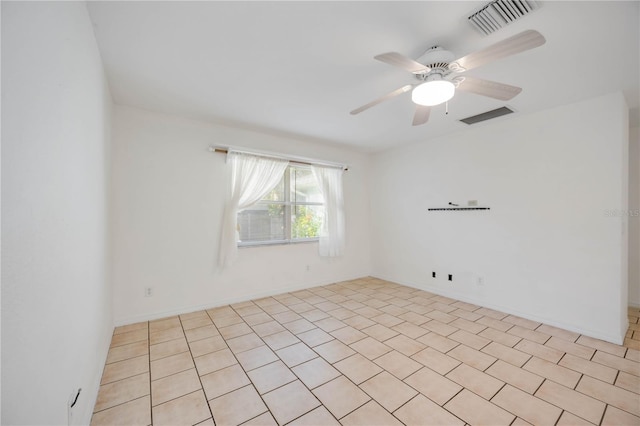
[144,287,153,297]
[476,276,485,286]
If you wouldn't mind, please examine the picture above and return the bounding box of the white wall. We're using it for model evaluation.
[370,92,629,344]
[112,106,371,325]
[1,2,113,425]
[630,126,640,307]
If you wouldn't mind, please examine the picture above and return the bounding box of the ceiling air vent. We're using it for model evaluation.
[460,106,514,125]
[468,0,542,35]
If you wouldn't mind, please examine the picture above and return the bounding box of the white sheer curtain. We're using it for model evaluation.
[219,152,289,268]
[311,165,345,257]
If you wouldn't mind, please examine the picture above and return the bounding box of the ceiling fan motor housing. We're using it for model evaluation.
[416,47,455,72]
[415,46,456,84]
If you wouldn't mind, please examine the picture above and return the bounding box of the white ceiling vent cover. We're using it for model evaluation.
[468,0,542,35]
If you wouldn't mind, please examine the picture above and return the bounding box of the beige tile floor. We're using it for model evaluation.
[91,277,640,426]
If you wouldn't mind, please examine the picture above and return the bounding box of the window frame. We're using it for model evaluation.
[237,165,323,247]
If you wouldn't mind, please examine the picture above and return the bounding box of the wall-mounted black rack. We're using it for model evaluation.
[428,207,490,211]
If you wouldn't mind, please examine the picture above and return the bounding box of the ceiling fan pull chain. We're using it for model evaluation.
[446,101,449,115]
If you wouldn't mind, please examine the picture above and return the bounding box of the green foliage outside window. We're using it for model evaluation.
[266,204,321,239]
[292,205,321,239]
[267,203,283,217]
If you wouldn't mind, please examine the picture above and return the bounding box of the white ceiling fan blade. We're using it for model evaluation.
[350,84,414,115]
[412,105,431,126]
[456,76,522,100]
[374,52,431,74]
[449,30,545,73]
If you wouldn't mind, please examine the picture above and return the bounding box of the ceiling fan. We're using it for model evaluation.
[350,30,546,126]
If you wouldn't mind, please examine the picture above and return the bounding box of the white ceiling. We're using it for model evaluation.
[87,1,639,152]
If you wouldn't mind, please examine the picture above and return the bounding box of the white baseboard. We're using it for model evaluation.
[115,271,629,344]
[114,272,369,326]
[373,274,626,345]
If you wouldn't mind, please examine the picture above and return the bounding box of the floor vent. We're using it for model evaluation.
[468,0,542,35]
[460,106,514,125]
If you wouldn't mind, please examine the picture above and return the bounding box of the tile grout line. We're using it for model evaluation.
[486,381,557,425]
[531,375,547,395]
[93,371,151,398]
[552,409,565,426]
[147,321,153,425]
[148,337,190,362]
[99,352,150,380]
[91,395,151,416]
[535,375,603,425]
[597,404,611,426]
[107,337,148,350]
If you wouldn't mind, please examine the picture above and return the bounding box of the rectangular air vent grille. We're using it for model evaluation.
[468,0,542,35]
[460,106,514,125]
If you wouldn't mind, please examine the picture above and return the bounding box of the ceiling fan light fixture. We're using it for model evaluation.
[411,80,455,106]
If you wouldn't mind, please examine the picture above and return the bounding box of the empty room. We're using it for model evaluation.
[2,1,640,425]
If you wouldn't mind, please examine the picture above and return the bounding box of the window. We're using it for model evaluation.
[238,165,324,246]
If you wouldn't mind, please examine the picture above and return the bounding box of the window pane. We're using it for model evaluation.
[238,202,285,242]
[238,165,325,245]
[263,174,285,202]
[290,167,323,204]
[291,204,324,239]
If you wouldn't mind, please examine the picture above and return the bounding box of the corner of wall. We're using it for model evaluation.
[628,125,640,308]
